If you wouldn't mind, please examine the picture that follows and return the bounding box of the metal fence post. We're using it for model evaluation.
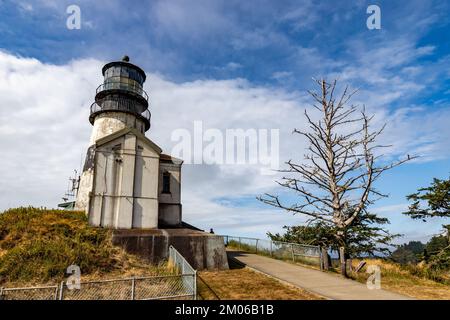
[175,252,178,273]
[193,271,197,300]
[255,239,259,254]
[319,246,323,271]
[58,281,64,300]
[270,241,273,257]
[238,237,241,250]
[291,244,295,262]
[54,286,59,300]
[131,278,136,300]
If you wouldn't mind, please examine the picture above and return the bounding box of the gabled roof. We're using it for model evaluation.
[95,127,163,154]
[160,153,184,165]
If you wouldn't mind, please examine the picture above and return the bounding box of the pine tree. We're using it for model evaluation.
[403,177,450,271]
[268,209,400,258]
[404,177,450,224]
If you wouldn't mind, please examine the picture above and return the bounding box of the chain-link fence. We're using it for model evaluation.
[0,285,59,300]
[168,245,197,299]
[222,235,322,268]
[0,246,197,300]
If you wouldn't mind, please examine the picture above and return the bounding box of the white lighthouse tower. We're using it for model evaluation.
[75,56,182,229]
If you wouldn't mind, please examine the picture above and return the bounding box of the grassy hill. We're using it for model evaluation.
[0,207,322,300]
[349,259,450,300]
[0,207,168,286]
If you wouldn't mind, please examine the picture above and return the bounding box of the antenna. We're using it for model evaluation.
[62,169,80,201]
[79,152,83,175]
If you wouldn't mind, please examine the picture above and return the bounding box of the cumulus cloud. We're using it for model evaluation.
[0,51,449,239]
[0,51,100,210]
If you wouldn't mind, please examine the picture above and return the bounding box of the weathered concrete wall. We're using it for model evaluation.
[132,139,160,228]
[158,162,181,204]
[158,162,182,226]
[76,112,185,230]
[89,112,146,145]
[158,203,182,226]
[88,132,160,229]
[74,169,94,212]
[112,229,229,270]
[75,113,146,213]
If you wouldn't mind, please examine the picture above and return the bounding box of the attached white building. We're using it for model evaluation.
[87,127,182,229]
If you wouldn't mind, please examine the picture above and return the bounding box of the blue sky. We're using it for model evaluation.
[0,0,449,244]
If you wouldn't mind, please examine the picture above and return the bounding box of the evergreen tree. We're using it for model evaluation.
[403,177,450,270]
[404,177,450,222]
[390,247,419,265]
[268,209,399,258]
[390,241,425,265]
[426,234,449,257]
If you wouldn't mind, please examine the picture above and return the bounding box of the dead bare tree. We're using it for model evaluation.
[258,79,415,277]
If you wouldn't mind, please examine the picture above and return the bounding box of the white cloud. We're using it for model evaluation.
[373,203,409,214]
[0,52,101,210]
[271,71,292,80]
[279,0,319,31]
[0,51,449,240]
[224,62,242,71]
[18,2,33,12]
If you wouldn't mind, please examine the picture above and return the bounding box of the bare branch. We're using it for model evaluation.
[259,79,415,251]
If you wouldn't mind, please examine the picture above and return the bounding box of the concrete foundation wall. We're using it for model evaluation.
[112,229,229,270]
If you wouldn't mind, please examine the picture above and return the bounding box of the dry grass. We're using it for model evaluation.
[198,267,322,300]
[0,207,172,287]
[349,259,450,300]
[78,257,171,283]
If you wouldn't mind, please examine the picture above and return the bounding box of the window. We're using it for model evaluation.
[162,172,171,194]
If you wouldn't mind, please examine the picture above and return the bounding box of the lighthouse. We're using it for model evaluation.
[73,57,228,270]
[75,56,182,229]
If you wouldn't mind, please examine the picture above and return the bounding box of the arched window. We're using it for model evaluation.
[162,172,171,194]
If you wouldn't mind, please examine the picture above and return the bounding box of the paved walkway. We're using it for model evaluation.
[227,250,412,300]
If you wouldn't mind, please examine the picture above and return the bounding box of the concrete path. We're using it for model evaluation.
[228,250,412,300]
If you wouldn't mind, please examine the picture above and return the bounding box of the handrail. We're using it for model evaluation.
[89,102,151,130]
[96,79,149,101]
[168,245,197,300]
[220,235,321,249]
[90,102,151,121]
[221,234,323,270]
[169,245,196,275]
